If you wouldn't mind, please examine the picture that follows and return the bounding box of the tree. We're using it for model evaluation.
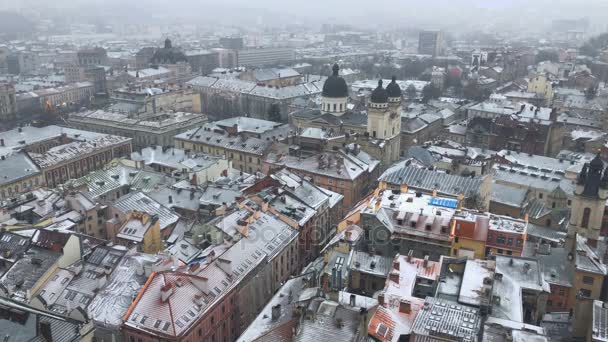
[267,103,282,122]
[536,50,559,63]
[463,80,483,101]
[406,84,417,99]
[586,86,597,100]
[422,84,441,103]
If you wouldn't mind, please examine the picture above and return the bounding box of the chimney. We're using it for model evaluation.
[393,255,400,271]
[423,255,429,268]
[39,321,53,342]
[160,283,174,302]
[400,183,408,193]
[399,299,412,314]
[389,271,399,284]
[407,250,413,262]
[271,304,281,321]
[344,230,352,241]
[378,293,385,306]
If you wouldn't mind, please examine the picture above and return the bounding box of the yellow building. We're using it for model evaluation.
[0,152,46,200]
[450,211,488,259]
[116,211,162,253]
[527,73,554,106]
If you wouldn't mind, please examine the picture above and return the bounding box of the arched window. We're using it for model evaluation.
[582,208,591,228]
[340,103,343,111]
[333,103,337,112]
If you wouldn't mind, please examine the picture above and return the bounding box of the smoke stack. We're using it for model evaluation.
[399,299,412,314]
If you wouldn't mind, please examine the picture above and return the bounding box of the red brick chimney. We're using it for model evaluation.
[389,271,399,284]
[399,299,411,314]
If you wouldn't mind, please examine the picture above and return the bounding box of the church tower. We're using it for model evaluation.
[321,64,348,116]
[367,78,402,163]
[567,154,608,248]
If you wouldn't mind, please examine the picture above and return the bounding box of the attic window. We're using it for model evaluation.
[377,323,389,337]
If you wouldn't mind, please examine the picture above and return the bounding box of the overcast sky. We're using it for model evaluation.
[2,0,608,33]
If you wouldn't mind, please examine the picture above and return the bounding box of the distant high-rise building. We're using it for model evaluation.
[0,83,16,122]
[219,37,244,50]
[236,48,295,67]
[418,30,445,57]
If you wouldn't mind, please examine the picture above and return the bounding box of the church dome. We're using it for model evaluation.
[322,64,348,98]
[370,80,389,103]
[150,38,188,65]
[386,76,402,98]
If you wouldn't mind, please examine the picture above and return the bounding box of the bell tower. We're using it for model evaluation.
[567,154,608,248]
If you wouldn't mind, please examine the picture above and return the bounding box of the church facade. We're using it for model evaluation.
[290,64,402,168]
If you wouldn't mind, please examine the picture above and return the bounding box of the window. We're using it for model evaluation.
[507,238,513,246]
[506,250,513,256]
[583,276,594,285]
[552,202,556,208]
[538,193,543,199]
[559,288,565,296]
[582,208,591,229]
[580,289,592,297]
[567,199,572,206]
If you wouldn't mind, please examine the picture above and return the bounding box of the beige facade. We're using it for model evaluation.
[34,81,94,108]
[176,136,272,175]
[528,74,554,105]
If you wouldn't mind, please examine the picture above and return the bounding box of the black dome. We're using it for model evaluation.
[370,80,389,103]
[591,153,604,169]
[150,38,188,65]
[386,76,401,98]
[322,64,348,98]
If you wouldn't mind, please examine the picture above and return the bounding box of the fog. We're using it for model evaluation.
[1,0,608,35]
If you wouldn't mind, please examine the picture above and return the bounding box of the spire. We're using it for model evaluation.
[164,38,172,49]
[332,63,339,76]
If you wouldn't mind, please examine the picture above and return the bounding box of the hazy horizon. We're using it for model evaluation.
[1,0,608,35]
